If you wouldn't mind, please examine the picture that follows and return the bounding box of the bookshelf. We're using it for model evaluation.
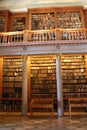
[2,56,22,111]
[57,11,82,29]
[30,55,56,98]
[31,13,55,30]
[56,6,85,29]
[11,12,27,32]
[61,55,87,111]
[12,17,26,31]
[28,6,85,31]
[0,6,86,32]
[30,55,57,109]
[30,55,57,110]
[28,7,56,30]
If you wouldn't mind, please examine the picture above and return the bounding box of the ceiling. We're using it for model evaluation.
[0,0,87,12]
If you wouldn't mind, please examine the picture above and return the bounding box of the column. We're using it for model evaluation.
[22,55,28,116]
[56,54,64,117]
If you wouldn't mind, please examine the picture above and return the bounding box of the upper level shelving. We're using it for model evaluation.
[0,6,87,45]
[0,6,86,31]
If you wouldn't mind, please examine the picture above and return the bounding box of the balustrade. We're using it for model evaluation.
[0,28,87,44]
[0,31,24,44]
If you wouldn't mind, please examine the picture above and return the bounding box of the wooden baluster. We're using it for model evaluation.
[10,35,12,43]
[70,32,72,40]
[7,35,9,43]
[31,33,33,41]
[47,32,49,41]
[19,34,20,42]
[72,31,74,40]
[74,31,76,40]
[14,34,16,42]
[2,35,4,43]
[4,35,6,43]
[32,33,34,41]
[42,32,44,41]
[34,33,36,41]
[79,31,83,40]
[61,31,63,40]
[45,32,47,41]
[76,31,78,40]
[40,32,42,41]
[3,35,5,43]
[63,32,67,40]
[17,34,19,42]
[37,33,39,41]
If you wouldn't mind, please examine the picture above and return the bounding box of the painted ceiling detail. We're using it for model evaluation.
[0,0,87,12]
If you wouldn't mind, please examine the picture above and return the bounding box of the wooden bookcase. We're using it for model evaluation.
[28,7,56,30]
[55,6,85,28]
[28,6,85,30]
[30,55,57,99]
[0,10,11,32]
[30,55,57,111]
[31,12,55,30]
[0,54,87,112]
[2,56,22,111]
[0,6,86,32]
[61,54,87,111]
[10,12,28,32]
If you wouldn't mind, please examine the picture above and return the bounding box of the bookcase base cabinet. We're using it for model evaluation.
[0,99,22,112]
[1,56,22,112]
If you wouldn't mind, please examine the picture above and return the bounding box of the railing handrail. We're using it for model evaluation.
[0,31,23,36]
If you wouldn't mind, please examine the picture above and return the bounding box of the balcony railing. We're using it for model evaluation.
[0,28,87,44]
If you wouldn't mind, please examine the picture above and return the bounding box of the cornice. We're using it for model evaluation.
[0,40,87,56]
[0,40,87,48]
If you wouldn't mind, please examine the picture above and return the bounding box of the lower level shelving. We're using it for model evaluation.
[0,54,87,113]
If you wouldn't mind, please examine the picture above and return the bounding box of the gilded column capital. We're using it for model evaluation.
[56,54,62,60]
[22,55,27,61]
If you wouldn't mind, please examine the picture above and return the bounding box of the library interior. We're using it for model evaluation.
[0,0,87,130]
